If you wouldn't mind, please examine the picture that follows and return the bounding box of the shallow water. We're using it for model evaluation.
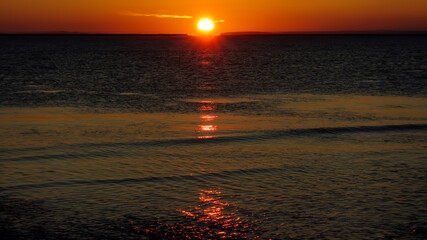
[0,35,427,239]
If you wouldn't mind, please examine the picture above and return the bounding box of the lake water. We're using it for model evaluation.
[0,35,426,239]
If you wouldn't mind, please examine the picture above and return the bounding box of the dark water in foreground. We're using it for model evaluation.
[0,35,426,239]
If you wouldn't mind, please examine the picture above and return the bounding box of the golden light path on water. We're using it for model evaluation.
[198,100,218,139]
[128,42,260,239]
[129,189,261,239]
[196,46,219,139]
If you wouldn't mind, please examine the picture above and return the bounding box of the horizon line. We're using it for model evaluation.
[1,30,427,36]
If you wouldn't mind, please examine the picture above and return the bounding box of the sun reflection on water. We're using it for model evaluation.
[195,100,219,139]
[200,115,218,121]
[177,189,260,239]
[129,189,260,239]
[199,60,215,65]
[198,124,217,132]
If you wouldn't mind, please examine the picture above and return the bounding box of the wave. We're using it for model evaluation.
[1,124,426,160]
[2,150,123,162]
[0,165,302,191]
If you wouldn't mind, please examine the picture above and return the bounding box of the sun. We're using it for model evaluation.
[197,18,214,32]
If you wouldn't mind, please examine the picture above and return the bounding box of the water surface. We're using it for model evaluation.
[1,35,426,239]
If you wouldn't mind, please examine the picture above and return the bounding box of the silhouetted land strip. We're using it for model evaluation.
[0,32,188,36]
[1,30,427,36]
[221,30,427,36]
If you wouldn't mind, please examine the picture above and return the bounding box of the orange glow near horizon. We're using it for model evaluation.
[1,0,427,34]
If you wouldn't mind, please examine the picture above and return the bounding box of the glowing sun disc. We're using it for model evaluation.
[198,19,214,31]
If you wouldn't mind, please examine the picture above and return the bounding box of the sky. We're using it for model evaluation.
[1,0,427,34]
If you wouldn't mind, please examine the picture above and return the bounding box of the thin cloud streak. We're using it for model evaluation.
[124,12,193,19]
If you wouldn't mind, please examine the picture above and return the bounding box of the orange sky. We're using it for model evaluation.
[1,0,427,34]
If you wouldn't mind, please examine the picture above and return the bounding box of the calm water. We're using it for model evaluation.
[0,35,426,239]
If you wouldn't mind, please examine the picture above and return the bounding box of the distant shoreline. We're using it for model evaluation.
[1,31,427,36]
[0,33,189,36]
[220,30,427,36]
